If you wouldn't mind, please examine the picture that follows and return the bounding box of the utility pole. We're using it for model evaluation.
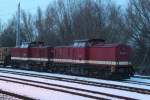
[16,2,20,47]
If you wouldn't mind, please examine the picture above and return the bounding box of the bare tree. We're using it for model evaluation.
[105,3,128,43]
[35,7,45,42]
[0,17,16,47]
[126,0,150,74]
[21,10,36,42]
[44,4,60,45]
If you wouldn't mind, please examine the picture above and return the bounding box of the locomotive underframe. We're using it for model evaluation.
[11,60,49,71]
[10,59,133,80]
[50,62,133,80]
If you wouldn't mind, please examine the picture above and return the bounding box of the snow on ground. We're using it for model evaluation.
[0,68,150,90]
[135,75,150,79]
[128,77,150,83]
[0,77,121,100]
[0,71,150,100]
[0,93,21,100]
[0,80,95,100]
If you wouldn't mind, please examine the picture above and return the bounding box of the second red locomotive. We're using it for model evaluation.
[6,39,134,79]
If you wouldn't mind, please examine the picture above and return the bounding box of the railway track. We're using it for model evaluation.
[0,69,150,96]
[122,75,150,86]
[0,90,35,100]
[123,79,150,86]
[0,74,135,100]
[134,75,150,80]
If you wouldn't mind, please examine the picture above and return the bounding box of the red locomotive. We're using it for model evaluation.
[52,39,134,79]
[3,39,134,79]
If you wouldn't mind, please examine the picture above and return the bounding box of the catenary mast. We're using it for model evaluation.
[16,2,20,47]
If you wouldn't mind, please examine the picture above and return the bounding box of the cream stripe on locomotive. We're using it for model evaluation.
[51,59,131,66]
[11,57,130,65]
[11,57,48,61]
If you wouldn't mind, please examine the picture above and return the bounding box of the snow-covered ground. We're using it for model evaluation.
[0,68,150,90]
[0,93,21,100]
[135,75,150,79]
[123,75,150,85]
[127,77,150,84]
[0,80,95,100]
[0,68,150,100]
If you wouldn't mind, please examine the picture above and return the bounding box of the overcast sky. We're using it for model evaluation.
[0,0,128,24]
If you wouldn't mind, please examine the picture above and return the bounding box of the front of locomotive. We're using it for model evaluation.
[114,44,134,79]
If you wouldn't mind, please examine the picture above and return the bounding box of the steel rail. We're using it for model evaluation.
[0,90,35,100]
[0,69,150,95]
[0,74,135,100]
[122,80,150,86]
[0,76,108,100]
[134,75,150,80]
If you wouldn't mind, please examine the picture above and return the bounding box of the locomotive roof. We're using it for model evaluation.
[54,43,128,48]
[73,39,105,42]
[93,43,129,47]
[54,45,72,48]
